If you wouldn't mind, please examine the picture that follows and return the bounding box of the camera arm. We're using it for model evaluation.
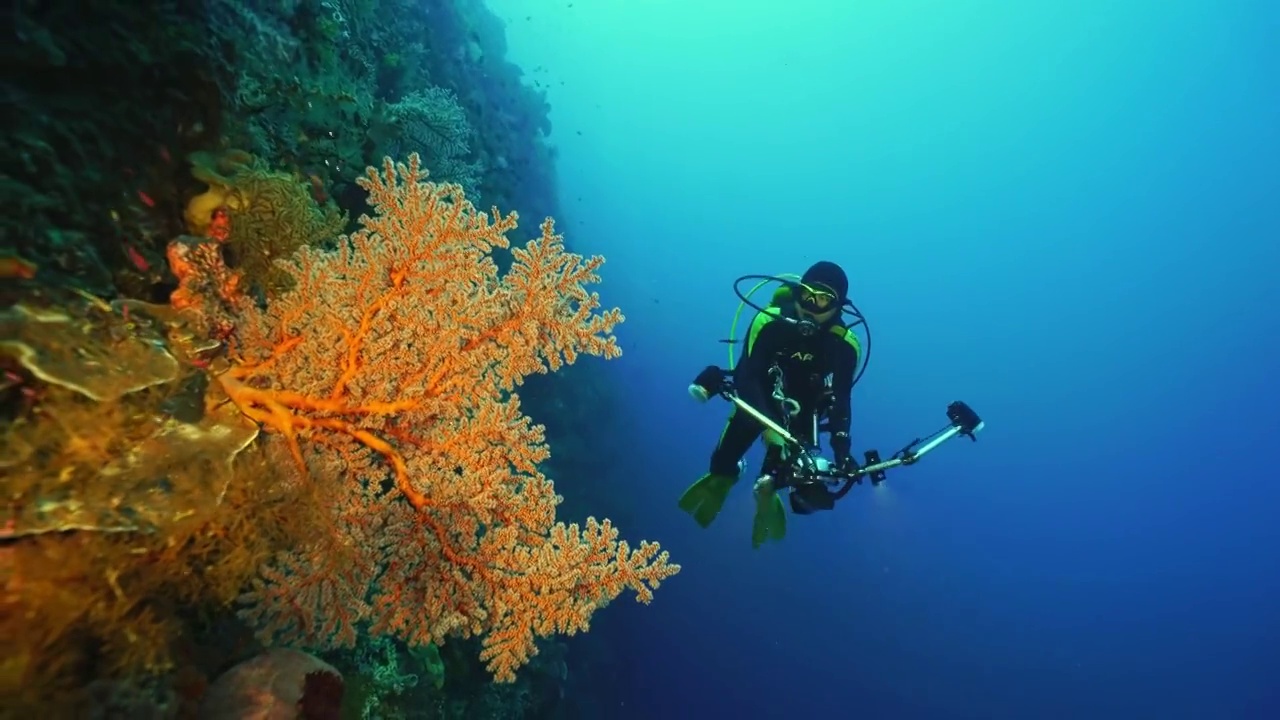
[688,365,804,446]
[832,401,985,485]
[689,365,985,490]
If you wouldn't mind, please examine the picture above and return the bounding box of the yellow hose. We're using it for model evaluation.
[727,273,801,371]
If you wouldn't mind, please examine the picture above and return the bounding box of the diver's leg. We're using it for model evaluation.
[710,409,761,475]
[679,411,761,527]
[752,409,813,548]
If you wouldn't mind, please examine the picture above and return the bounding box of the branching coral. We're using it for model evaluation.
[183,149,347,298]
[181,153,679,681]
[377,87,484,198]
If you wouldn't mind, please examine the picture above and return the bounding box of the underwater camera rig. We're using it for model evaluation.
[688,365,985,508]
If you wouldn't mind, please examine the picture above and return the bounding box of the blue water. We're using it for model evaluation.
[490,1,1279,717]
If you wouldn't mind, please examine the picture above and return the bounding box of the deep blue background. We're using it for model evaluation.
[490,1,1279,717]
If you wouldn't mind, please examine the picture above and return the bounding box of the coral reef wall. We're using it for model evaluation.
[3,0,560,297]
[2,1,660,717]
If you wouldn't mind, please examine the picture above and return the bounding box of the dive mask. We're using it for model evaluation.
[797,283,838,314]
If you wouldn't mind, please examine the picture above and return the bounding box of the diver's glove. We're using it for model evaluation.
[837,453,860,477]
[688,365,728,402]
[831,431,857,475]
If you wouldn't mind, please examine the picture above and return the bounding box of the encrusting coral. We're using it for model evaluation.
[0,297,179,403]
[1,291,325,713]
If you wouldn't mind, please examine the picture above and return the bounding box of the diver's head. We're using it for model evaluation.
[795,261,847,325]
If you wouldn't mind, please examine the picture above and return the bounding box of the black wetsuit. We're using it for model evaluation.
[709,305,860,477]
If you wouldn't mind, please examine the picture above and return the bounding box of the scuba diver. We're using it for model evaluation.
[679,264,985,549]
[679,261,862,548]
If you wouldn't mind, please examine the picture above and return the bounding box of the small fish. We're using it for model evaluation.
[137,190,156,207]
[0,255,37,279]
[123,244,151,272]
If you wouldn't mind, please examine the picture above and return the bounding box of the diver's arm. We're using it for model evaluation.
[827,343,857,459]
[734,323,786,425]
